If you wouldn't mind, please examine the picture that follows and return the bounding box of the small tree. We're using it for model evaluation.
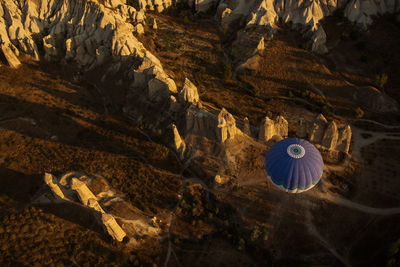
[223,64,232,80]
[356,107,364,118]
[376,73,388,90]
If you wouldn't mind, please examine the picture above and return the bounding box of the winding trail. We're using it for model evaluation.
[317,193,400,215]
[305,209,352,267]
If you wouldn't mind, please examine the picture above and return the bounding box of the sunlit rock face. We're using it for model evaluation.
[217,108,237,143]
[322,120,339,150]
[336,124,352,154]
[180,78,200,106]
[0,0,176,105]
[309,113,328,144]
[170,123,186,159]
[258,115,288,142]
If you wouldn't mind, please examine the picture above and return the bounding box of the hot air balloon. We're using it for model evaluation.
[265,138,324,193]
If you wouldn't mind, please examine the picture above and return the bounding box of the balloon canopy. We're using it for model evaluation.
[264,138,324,193]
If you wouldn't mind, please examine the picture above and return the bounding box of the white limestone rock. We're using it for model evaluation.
[336,124,352,154]
[321,121,338,150]
[217,108,237,143]
[185,105,217,139]
[274,115,288,138]
[70,178,97,206]
[258,116,275,142]
[170,123,186,159]
[296,117,307,138]
[0,44,21,68]
[309,114,328,144]
[101,213,127,242]
[180,78,200,106]
[44,173,65,200]
[88,198,105,214]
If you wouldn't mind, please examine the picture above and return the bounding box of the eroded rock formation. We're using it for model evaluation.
[101,213,127,242]
[217,108,237,143]
[44,173,65,200]
[40,173,128,242]
[274,115,288,138]
[258,116,275,142]
[71,178,98,206]
[336,124,352,154]
[258,115,288,142]
[0,0,177,108]
[180,78,200,106]
[243,117,251,136]
[309,113,328,144]
[296,117,307,138]
[322,120,338,150]
[170,123,186,159]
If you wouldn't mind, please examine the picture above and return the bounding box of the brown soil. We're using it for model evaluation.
[0,58,182,265]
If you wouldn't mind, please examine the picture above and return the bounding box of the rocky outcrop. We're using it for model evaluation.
[185,105,240,143]
[152,18,158,30]
[0,44,21,68]
[87,198,106,214]
[213,0,400,54]
[243,117,251,136]
[309,113,328,144]
[0,0,177,107]
[71,178,98,206]
[344,0,400,28]
[321,121,338,150]
[353,86,399,114]
[296,117,307,138]
[258,115,288,142]
[258,116,275,142]
[336,124,352,154]
[170,123,186,159]
[217,108,237,143]
[46,173,128,242]
[101,213,127,242]
[186,105,217,139]
[180,78,200,106]
[274,115,288,138]
[44,173,65,199]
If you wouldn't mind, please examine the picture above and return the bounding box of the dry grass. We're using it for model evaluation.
[0,206,133,266]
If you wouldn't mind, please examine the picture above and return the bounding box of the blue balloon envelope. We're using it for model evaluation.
[265,138,324,193]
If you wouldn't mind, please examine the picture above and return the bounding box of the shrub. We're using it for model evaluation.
[376,73,388,89]
[355,41,366,50]
[215,43,223,54]
[183,16,189,24]
[356,107,364,118]
[223,64,232,80]
[360,54,368,62]
[350,30,361,41]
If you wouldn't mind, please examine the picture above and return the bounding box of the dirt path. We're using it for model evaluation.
[317,192,400,215]
[305,208,352,267]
